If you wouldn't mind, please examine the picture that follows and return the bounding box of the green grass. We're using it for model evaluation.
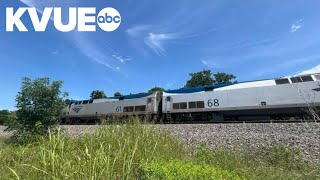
[0,120,188,179]
[139,158,245,180]
[0,119,319,180]
[195,145,320,180]
[0,136,6,147]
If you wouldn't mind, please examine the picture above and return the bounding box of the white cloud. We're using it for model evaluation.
[165,82,174,88]
[112,54,132,63]
[201,59,223,68]
[126,25,199,56]
[291,19,303,33]
[144,33,176,55]
[297,64,320,75]
[291,24,301,32]
[19,0,36,7]
[254,55,320,77]
[126,25,152,37]
[19,0,64,20]
[51,50,59,55]
[201,60,208,66]
[73,34,115,70]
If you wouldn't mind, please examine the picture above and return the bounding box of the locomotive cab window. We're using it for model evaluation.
[291,77,302,83]
[89,100,94,104]
[124,106,134,112]
[82,100,89,104]
[275,78,289,85]
[166,96,171,101]
[300,76,313,82]
[135,105,146,112]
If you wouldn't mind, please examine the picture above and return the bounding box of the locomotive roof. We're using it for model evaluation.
[164,83,233,94]
[72,73,319,103]
[163,73,320,94]
[108,92,153,100]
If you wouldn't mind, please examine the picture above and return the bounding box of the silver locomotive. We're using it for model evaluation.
[61,73,320,123]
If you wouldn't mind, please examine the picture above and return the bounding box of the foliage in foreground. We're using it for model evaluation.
[0,121,189,179]
[0,120,319,180]
[139,158,244,180]
[5,77,67,138]
[195,145,320,180]
[0,110,10,124]
[0,110,16,125]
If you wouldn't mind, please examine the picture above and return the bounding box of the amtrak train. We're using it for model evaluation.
[61,73,320,123]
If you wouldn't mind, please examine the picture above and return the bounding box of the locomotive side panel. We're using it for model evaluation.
[260,81,320,108]
[161,78,320,121]
[65,92,161,120]
[162,91,229,113]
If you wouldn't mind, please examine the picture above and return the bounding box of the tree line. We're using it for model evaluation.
[90,70,236,99]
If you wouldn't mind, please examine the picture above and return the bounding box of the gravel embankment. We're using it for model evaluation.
[0,123,319,164]
[154,123,320,164]
[0,126,10,136]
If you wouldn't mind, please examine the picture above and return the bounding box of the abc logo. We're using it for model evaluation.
[97,7,121,32]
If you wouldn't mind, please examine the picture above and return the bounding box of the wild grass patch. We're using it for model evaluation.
[0,120,318,180]
[194,145,320,180]
[0,120,188,179]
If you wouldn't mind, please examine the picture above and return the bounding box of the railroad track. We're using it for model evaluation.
[163,119,319,124]
[58,119,319,125]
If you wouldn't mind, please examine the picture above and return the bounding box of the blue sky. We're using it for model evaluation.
[1,0,320,110]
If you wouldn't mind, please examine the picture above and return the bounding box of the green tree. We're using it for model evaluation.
[114,92,123,97]
[148,86,164,93]
[214,72,237,84]
[185,70,215,88]
[185,70,236,88]
[90,90,107,99]
[6,77,68,136]
[0,110,10,124]
[64,99,76,105]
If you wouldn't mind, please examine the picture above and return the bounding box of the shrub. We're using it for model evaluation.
[0,110,10,124]
[6,77,67,141]
[139,158,245,180]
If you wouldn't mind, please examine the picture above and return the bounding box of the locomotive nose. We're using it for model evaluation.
[61,107,68,116]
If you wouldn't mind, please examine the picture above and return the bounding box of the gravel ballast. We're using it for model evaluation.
[0,123,319,164]
[154,123,320,164]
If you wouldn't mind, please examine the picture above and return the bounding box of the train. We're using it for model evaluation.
[61,73,320,124]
